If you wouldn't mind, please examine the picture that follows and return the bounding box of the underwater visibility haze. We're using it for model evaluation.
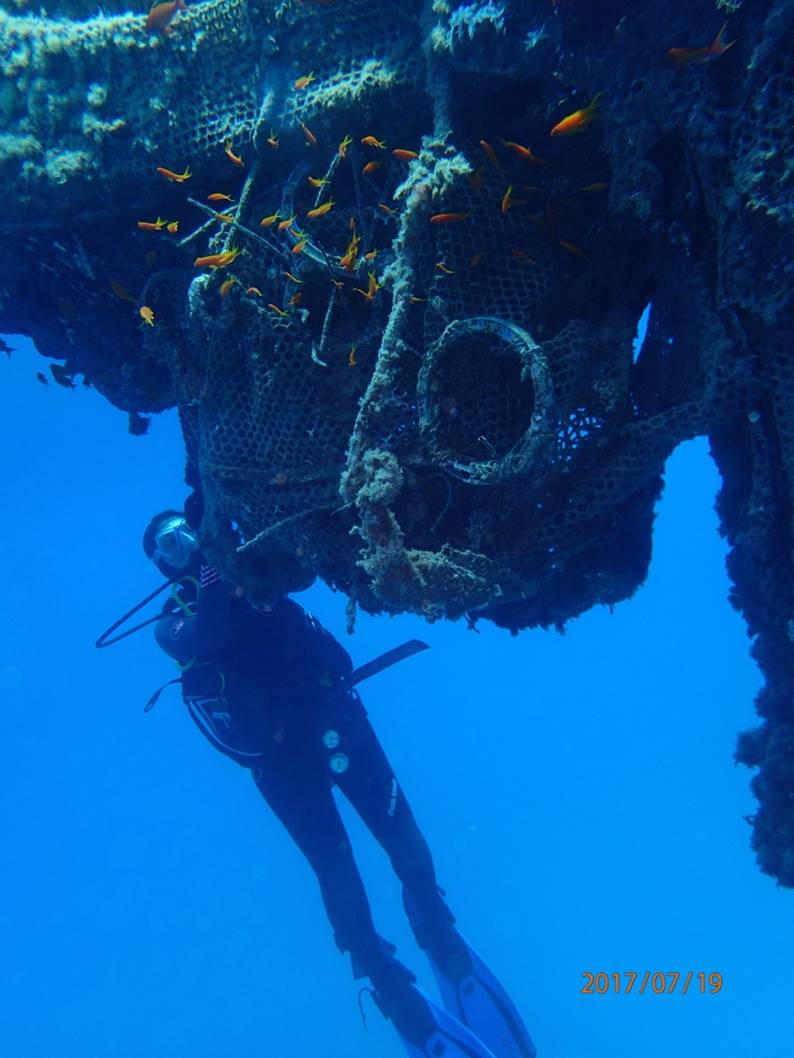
[2,0,794,1056]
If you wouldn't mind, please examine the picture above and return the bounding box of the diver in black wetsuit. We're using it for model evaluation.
[141,505,537,1058]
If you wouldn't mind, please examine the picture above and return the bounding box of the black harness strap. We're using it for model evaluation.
[143,677,182,713]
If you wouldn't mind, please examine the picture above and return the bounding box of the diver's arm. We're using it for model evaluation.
[153,564,231,664]
[154,610,199,665]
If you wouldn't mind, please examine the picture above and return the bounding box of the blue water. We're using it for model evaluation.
[2,335,792,1057]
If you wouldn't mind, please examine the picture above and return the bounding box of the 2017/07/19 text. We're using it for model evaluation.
[581,972,723,995]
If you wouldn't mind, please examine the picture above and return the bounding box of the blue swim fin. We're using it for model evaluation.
[425,937,537,1058]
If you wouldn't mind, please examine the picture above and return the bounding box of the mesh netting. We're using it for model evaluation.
[2,0,794,886]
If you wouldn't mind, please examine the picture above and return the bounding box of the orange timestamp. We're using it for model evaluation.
[581,971,723,995]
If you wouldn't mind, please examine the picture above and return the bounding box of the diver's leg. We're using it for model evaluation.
[327,693,456,931]
[250,756,391,978]
[327,693,461,951]
[253,718,498,1058]
[330,695,537,1058]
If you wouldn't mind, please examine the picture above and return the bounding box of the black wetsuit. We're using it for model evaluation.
[154,563,460,1036]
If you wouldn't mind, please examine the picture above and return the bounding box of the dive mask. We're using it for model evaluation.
[152,515,199,571]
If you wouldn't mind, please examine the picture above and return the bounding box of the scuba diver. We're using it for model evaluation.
[107,501,537,1058]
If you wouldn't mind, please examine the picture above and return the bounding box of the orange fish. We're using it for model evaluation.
[348,345,357,367]
[156,164,191,182]
[339,233,360,271]
[139,305,155,325]
[267,303,288,316]
[392,148,419,161]
[166,220,179,233]
[300,121,317,147]
[246,286,263,296]
[435,262,455,275]
[194,248,240,268]
[666,23,734,65]
[501,140,549,166]
[294,72,316,89]
[283,271,304,284]
[378,203,397,215]
[137,217,167,231]
[479,139,502,170]
[363,161,383,175]
[289,290,302,306]
[110,279,136,302]
[550,94,601,136]
[291,240,307,255]
[224,139,244,167]
[214,213,235,223]
[208,192,234,202]
[468,250,486,269]
[278,215,296,231]
[219,276,237,297]
[260,211,280,228]
[308,175,329,188]
[353,272,379,302]
[267,129,279,149]
[430,212,471,224]
[145,0,186,36]
[361,135,386,149]
[338,134,352,158]
[511,248,537,266]
[307,199,334,218]
[559,239,592,263]
[500,185,516,213]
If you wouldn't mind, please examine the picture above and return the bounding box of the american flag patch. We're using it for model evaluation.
[199,564,221,589]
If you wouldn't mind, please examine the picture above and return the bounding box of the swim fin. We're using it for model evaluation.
[376,981,500,1058]
[425,937,537,1058]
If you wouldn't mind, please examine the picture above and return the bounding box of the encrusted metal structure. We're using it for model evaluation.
[1,0,792,886]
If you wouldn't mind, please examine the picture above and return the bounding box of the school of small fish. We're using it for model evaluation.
[71,2,733,390]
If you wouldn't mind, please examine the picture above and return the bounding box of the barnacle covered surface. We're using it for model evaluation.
[1,0,793,885]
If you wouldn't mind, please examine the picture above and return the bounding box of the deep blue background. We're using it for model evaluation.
[1,334,792,1058]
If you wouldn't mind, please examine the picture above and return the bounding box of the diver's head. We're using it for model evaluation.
[143,510,200,578]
